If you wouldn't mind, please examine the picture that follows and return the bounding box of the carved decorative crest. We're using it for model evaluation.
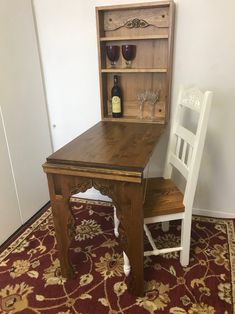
[108,18,166,32]
[181,87,204,112]
[125,18,150,29]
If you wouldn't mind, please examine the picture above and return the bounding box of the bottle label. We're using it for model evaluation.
[112,96,121,113]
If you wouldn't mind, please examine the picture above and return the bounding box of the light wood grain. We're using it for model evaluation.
[96,1,171,11]
[100,34,168,41]
[101,68,167,73]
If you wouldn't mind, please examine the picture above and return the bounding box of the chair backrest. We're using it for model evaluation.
[163,86,213,209]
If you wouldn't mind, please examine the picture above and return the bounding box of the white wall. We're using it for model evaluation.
[0,0,53,243]
[0,110,22,243]
[33,0,101,150]
[172,0,235,217]
[34,0,235,218]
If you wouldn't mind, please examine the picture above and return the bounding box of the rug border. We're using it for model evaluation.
[187,215,235,312]
[0,209,51,264]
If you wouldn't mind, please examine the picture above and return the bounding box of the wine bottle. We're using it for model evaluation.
[111,75,122,118]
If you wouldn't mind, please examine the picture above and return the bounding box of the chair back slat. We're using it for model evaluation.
[169,154,189,179]
[181,141,187,164]
[175,125,195,147]
[186,145,193,168]
[175,136,181,157]
[169,125,196,175]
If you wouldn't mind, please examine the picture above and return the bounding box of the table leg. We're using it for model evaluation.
[117,183,144,296]
[47,174,75,279]
[51,198,75,278]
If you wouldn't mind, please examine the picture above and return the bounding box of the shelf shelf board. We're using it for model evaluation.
[102,116,165,124]
[101,68,167,73]
[100,35,168,41]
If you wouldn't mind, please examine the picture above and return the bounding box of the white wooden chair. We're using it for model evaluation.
[115,86,213,276]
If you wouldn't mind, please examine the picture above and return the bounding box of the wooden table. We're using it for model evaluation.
[43,121,164,296]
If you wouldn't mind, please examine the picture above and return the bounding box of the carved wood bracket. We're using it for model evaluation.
[67,177,132,253]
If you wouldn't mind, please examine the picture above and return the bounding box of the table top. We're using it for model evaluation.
[47,121,164,172]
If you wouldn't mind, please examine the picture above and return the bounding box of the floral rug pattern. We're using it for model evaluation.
[0,198,234,314]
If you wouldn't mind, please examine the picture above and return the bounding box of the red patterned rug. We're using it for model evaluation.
[0,198,234,314]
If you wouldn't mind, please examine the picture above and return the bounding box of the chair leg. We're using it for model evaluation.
[123,251,131,276]
[161,221,170,232]
[113,206,120,237]
[180,217,191,267]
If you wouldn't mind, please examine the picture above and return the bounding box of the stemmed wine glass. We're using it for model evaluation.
[106,45,120,67]
[137,91,148,119]
[122,44,136,68]
[147,90,160,120]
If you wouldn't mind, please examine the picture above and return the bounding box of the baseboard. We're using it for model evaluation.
[192,207,235,219]
[77,189,235,219]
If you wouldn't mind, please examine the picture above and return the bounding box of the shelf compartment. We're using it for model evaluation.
[100,6,170,38]
[103,39,168,70]
[102,73,167,122]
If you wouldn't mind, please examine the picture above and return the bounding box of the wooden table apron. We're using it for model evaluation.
[43,121,164,296]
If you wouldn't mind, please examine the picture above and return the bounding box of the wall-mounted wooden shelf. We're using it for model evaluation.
[96,1,175,124]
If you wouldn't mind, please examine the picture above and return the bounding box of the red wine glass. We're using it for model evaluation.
[122,44,136,67]
[106,45,120,67]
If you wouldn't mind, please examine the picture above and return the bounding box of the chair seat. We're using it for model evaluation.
[144,177,185,218]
